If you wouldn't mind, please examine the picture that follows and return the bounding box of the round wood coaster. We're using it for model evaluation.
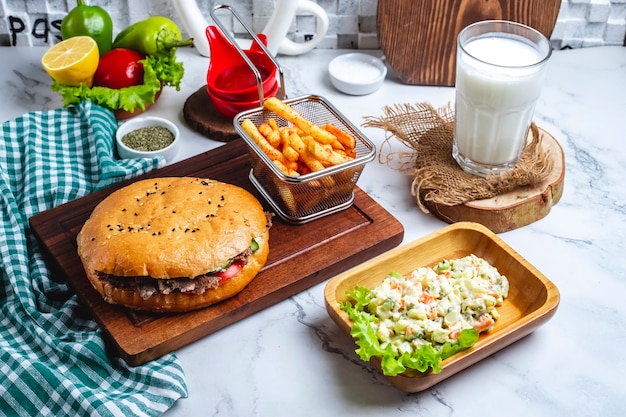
[421,127,565,233]
[183,85,239,142]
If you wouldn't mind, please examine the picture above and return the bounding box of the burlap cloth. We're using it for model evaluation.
[363,103,553,212]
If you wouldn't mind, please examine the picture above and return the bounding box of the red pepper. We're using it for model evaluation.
[93,48,145,89]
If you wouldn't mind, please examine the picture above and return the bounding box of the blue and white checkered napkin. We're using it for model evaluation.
[0,101,187,416]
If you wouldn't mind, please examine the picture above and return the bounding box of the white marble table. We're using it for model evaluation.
[2,45,625,417]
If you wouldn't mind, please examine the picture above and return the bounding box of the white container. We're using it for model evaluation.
[453,20,551,177]
[328,53,387,95]
[116,116,180,163]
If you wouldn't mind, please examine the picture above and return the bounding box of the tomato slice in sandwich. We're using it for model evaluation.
[216,260,244,284]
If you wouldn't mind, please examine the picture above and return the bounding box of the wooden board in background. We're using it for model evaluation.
[377,0,561,86]
[29,138,404,366]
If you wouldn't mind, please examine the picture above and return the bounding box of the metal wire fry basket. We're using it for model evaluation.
[234,95,376,224]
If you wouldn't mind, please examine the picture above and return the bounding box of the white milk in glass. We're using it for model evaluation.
[453,23,550,176]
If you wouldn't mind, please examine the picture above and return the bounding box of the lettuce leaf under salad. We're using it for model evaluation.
[340,284,479,377]
[51,54,184,113]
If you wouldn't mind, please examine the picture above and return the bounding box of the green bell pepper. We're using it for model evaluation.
[113,16,193,58]
[61,0,113,56]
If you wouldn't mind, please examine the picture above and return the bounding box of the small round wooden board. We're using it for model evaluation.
[421,127,565,233]
[183,85,239,142]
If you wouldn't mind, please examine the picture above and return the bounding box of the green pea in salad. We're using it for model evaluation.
[340,254,509,376]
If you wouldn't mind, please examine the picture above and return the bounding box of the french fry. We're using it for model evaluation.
[272,159,290,175]
[343,148,357,159]
[266,119,281,147]
[259,119,281,147]
[330,139,345,151]
[268,118,280,131]
[308,125,337,145]
[273,159,299,177]
[282,143,300,163]
[287,132,306,154]
[303,135,353,166]
[297,162,312,175]
[241,118,286,163]
[277,187,297,214]
[319,175,336,189]
[279,126,300,158]
[283,159,300,171]
[258,122,272,136]
[245,98,359,178]
[285,133,322,172]
[324,123,356,149]
[279,126,293,146]
[264,97,337,144]
[302,154,326,173]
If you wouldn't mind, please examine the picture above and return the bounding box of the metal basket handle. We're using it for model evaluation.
[210,5,286,105]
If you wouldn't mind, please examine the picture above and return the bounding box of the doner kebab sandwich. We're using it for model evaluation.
[76,177,271,313]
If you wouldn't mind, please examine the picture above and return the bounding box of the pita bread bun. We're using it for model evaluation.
[76,177,270,312]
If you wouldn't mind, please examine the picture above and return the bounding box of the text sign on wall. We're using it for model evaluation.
[6,15,63,46]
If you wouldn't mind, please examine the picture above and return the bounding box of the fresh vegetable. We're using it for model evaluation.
[61,0,113,56]
[215,239,259,284]
[51,15,188,114]
[41,36,99,87]
[341,285,479,376]
[216,260,244,284]
[340,255,509,377]
[94,48,145,89]
[51,53,184,113]
[113,16,193,58]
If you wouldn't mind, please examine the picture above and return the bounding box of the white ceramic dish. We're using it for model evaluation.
[328,53,387,95]
[116,116,180,163]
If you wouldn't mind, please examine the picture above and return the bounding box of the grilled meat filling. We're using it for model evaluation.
[97,247,253,300]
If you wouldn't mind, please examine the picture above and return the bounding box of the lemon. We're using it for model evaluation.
[41,36,99,87]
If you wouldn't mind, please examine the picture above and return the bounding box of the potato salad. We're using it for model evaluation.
[341,254,509,376]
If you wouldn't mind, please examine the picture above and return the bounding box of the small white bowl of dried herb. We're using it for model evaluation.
[116,116,180,163]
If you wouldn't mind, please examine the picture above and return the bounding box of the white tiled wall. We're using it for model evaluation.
[1,0,624,49]
[552,0,626,47]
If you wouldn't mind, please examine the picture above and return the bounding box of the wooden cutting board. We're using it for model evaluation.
[29,139,404,366]
[377,0,561,86]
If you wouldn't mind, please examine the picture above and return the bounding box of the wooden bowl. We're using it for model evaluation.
[324,221,560,392]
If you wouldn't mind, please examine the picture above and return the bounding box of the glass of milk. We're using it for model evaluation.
[453,20,552,177]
